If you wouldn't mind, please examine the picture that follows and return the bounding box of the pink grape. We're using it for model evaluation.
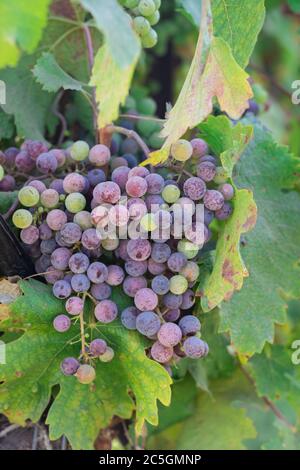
[63,173,86,193]
[167,252,187,273]
[190,138,209,158]
[53,314,71,332]
[65,296,84,316]
[127,239,152,261]
[183,337,209,358]
[145,174,164,194]
[158,322,182,347]
[87,262,108,284]
[179,315,201,335]
[203,190,224,211]
[219,183,234,201]
[215,202,233,220]
[51,247,72,270]
[94,300,118,323]
[125,260,148,277]
[183,177,206,201]
[90,283,112,300]
[15,151,35,172]
[71,274,90,293]
[20,225,40,245]
[151,341,173,363]
[123,275,147,297]
[128,167,149,178]
[49,149,66,167]
[45,266,64,284]
[136,311,161,337]
[81,228,101,250]
[61,222,82,244]
[53,280,72,299]
[46,210,67,231]
[36,152,58,174]
[106,265,125,286]
[93,181,121,204]
[127,198,147,220]
[134,288,158,311]
[28,180,47,194]
[89,144,111,167]
[197,162,216,182]
[126,176,148,197]
[148,259,166,275]
[89,338,107,356]
[61,357,80,375]
[69,252,90,274]
[111,166,130,190]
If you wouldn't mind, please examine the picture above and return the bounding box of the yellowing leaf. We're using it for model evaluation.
[0,279,21,304]
[140,148,169,167]
[91,44,139,128]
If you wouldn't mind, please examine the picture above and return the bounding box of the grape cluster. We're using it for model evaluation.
[119,0,161,48]
[3,129,234,385]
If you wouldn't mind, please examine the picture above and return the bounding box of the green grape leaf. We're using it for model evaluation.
[288,0,300,13]
[0,280,172,450]
[80,0,140,68]
[91,43,139,128]
[33,52,84,92]
[219,121,300,355]
[0,56,54,140]
[0,0,51,69]
[0,110,15,140]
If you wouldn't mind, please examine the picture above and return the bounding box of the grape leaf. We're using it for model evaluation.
[0,0,51,69]
[91,44,139,128]
[0,110,15,140]
[219,121,300,355]
[288,0,300,13]
[80,0,140,68]
[0,56,54,140]
[33,52,84,92]
[0,280,172,450]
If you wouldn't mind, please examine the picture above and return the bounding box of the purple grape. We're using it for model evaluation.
[204,208,214,226]
[123,275,147,297]
[28,180,47,194]
[55,231,73,248]
[4,147,18,168]
[44,266,64,284]
[51,247,72,270]
[158,322,182,347]
[190,138,209,158]
[22,140,48,160]
[69,252,90,274]
[71,274,90,293]
[203,190,224,211]
[46,209,67,231]
[163,309,180,322]
[127,239,152,261]
[219,183,234,201]
[145,174,164,194]
[148,259,166,275]
[151,243,171,264]
[53,280,72,299]
[128,167,149,178]
[89,338,107,356]
[110,157,128,170]
[181,290,196,310]
[90,283,112,300]
[50,179,65,194]
[183,337,208,358]
[126,176,148,197]
[94,300,118,323]
[63,173,86,193]
[36,152,58,174]
[121,137,138,154]
[81,228,101,250]
[136,311,161,337]
[123,153,138,168]
[15,151,35,172]
[35,254,51,273]
[40,238,57,255]
[167,252,187,273]
[151,341,173,363]
[134,288,158,311]
[116,240,130,261]
[111,166,130,190]
[20,225,40,245]
[60,222,82,244]
[197,162,216,182]
[106,265,125,286]
[49,148,66,167]
[89,144,111,166]
[0,175,16,191]
[87,262,108,284]
[151,275,169,295]
[65,296,84,315]
[125,260,148,277]
[87,169,106,186]
[163,293,183,309]
[93,181,121,204]
[215,202,233,220]
[183,177,206,201]
[53,314,71,332]
[179,315,201,335]
[61,357,80,375]
[199,155,217,165]
[121,306,140,330]
[145,194,164,212]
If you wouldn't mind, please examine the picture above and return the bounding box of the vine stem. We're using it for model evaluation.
[239,362,297,433]
[80,293,88,361]
[119,113,165,123]
[105,125,150,159]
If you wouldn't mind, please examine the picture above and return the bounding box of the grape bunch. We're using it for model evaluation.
[119,0,161,48]
[3,129,234,385]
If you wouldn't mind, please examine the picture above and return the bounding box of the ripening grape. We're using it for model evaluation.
[162,184,180,203]
[76,364,96,384]
[138,0,156,16]
[127,239,152,261]
[61,222,82,244]
[46,209,67,231]
[28,180,47,194]
[49,149,66,168]
[20,225,40,245]
[126,176,148,197]
[53,314,71,332]
[87,169,106,186]
[136,311,161,337]
[65,296,84,316]
[36,152,58,174]
[219,183,234,201]
[169,275,188,295]
[81,228,101,250]
[89,338,107,357]
[15,151,35,173]
[127,198,147,220]
[111,166,130,190]
[151,242,171,263]
[147,9,160,25]
[44,267,64,284]
[50,179,65,194]
[40,239,57,255]
[123,275,147,297]
[133,16,151,36]
[69,252,90,274]
[181,289,195,310]
[179,315,201,336]
[125,260,148,277]
[63,173,86,194]
[177,239,199,260]
[145,173,164,194]
[90,283,111,301]
[204,208,214,226]
[151,341,173,364]
[53,280,72,299]
[40,189,59,208]
[89,144,111,167]
[70,141,89,161]
[213,167,229,184]
[110,157,128,170]
[51,247,72,270]
[197,162,216,182]
[18,186,40,207]
[12,209,33,229]
[121,137,139,155]
[163,308,180,322]
[141,28,158,48]
[22,140,48,160]
[87,262,108,284]
[171,139,193,162]
[99,347,115,362]
[71,274,91,293]
[183,337,209,359]
[158,322,182,347]
[128,166,149,179]
[94,300,118,323]
[61,357,80,376]
[179,261,199,283]
[134,288,158,311]
[151,275,169,295]
[102,238,119,251]
[203,190,224,211]
[93,181,121,204]
[215,202,233,220]
[121,306,139,330]
[140,213,157,232]
[123,153,138,168]
[183,177,206,201]
[148,258,166,275]
[74,211,93,230]
[106,265,125,286]
[163,292,183,309]
[167,252,187,273]
[65,193,86,213]
[0,175,16,191]
[4,147,18,167]
[190,138,209,158]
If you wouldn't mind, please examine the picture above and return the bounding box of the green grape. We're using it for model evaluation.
[252,83,268,105]
[133,16,151,36]
[65,193,86,213]
[178,239,199,260]
[137,97,157,115]
[0,164,4,181]
[12,209,33,229]
[153,0,161,7]
[70,140,89,162]
[99,346,115,362]
[138,0,156,17]
[171,139,193,162]
[141,28,158,48]
[140,213,157,232]
[162,185,180,203]
[124,0,139,7]
[18,186,40,207]
[147,9,160,25]
[149,131,165,149]
[213,166,229,184]
[169,275,188,295]
[137,119,159,137]
[125,95,136,110]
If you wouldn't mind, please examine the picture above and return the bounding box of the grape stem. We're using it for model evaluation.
[119,113,165,123]
[80,293,88,361]
[105,125,150,159]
